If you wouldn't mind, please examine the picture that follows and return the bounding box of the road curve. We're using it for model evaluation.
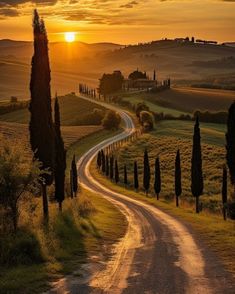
[50,96,234,294]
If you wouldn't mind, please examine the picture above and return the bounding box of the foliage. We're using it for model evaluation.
[134,161,139,190]
[139,110,154,131]
[143,149,150,194]
[128,70,147,80]
[99,71,124,96]
[191,117,204,213]
[175,150,182,207]
[54,97,66,210]
[71,155,78,197]
[135,102,149,118]
[0,139,41,232]
[102,110,121,130]
[194,110,227,124]
[154,157,161,199]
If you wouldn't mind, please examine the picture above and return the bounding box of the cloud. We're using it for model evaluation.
[120,1,139,8]
[0,0,57,7]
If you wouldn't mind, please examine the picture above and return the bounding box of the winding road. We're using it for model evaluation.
[50,96,234,294]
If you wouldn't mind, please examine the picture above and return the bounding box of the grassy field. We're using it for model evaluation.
[121,87,235,115]
[106,132,226,212]
[0,94,105,125]
[91,161,235,278]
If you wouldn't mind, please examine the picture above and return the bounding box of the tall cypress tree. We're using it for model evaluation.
[154,157,161,200]
[124,165,128,186]
[71,155,78,197]
[115,159,119,184]
[110,155,114,180]
[29,10,54,219]
[54,96,66,211]
[105,155,109,177]
[175,149,182,207]
[101,150,106,173]
[153,69,156,81]
[191,116,203,213]
[97,151,102,169]
[134,161,139,191]
[143,149,150,195]
[226,102,235,219]
[222,165,227,220]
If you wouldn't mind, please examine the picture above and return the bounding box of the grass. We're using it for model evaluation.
[102,133,226,212]
[0,94,105,125]
[91,160,235,278]
[0,189,127,293]
[120,87,235,115]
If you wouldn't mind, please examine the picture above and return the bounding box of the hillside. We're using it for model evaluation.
[1,39,235,101]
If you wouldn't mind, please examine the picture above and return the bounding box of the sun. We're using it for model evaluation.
[65,32,75,43]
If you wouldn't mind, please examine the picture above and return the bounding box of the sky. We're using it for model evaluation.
[0,0,235,44]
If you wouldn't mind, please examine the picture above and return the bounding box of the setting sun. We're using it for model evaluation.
[65,32,75,43]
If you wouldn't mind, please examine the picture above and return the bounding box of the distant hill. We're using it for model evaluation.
[0,38,235,100]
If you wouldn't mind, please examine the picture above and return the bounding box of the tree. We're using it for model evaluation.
[115,159,119,183]
[105,155,109,177]
[134,161,139,191]
[110,155,114,180]
[124,165,128,186]
[191,116,203,213]
[153,70,156,81]
[154,157,161,200]
[139,111,154,131]
[99,71,124,97]
[97,151,102,169]
[29,10,54,219]
[135,102,149,119]
[226,102,235,219]
[222,165,227,220]
[71,155,78,197]
[0,140,41,232]
[101,150,106,173]
[54,96,66,211]
[143,149,151,195]
[128,70,147,80]
[102,110,121,130]
[175,150,182,207]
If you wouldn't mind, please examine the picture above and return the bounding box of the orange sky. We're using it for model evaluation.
[0,0,235,44]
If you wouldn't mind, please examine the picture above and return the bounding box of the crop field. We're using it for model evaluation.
[112,132,226,212]
[0,94,105,125]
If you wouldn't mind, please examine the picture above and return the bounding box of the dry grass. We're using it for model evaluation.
[0,121,102,151]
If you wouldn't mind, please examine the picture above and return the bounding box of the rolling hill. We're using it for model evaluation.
[1,39,235,101]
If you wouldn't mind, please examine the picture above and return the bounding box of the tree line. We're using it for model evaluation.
[97,114,235,220]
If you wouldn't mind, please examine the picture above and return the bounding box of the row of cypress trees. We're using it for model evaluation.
[29,10,77,218]
[97,116,233,219]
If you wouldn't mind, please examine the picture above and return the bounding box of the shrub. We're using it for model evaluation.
[102,110,121,130]
[139,111,154,131]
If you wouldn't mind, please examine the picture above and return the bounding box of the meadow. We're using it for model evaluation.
[0,94,106,125]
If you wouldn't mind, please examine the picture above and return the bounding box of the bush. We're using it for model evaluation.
[0,231,43,266]
[102,110,121,130]
[139,111,154,131]
[74,108,105,125]
[193,110,227,124]
[136,102,149,118]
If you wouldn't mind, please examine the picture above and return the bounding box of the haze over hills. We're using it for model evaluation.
[0,39,235,100]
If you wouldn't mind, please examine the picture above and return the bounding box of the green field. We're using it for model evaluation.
[0,94,105,125]
[120,87,235,116]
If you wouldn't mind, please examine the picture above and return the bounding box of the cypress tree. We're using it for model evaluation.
[143,149,151,195]
[101,150,106,173]
[29,10,54,219]
[124,165,128,186]
[222,165,227,220]
[191,116,203,213]
[226,102,235,219]
[97,151,102,169]
[134,161,139,191]
[71,155,78,197]
[110,155,114,180]
[154,157,161,200]
[115,159,119,184]
[54,96,66,211]
[105,155,109,177]
[153,69,156,81]
[175,149,182,207]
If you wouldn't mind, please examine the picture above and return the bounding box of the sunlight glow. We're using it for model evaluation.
[65,32,75,43]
